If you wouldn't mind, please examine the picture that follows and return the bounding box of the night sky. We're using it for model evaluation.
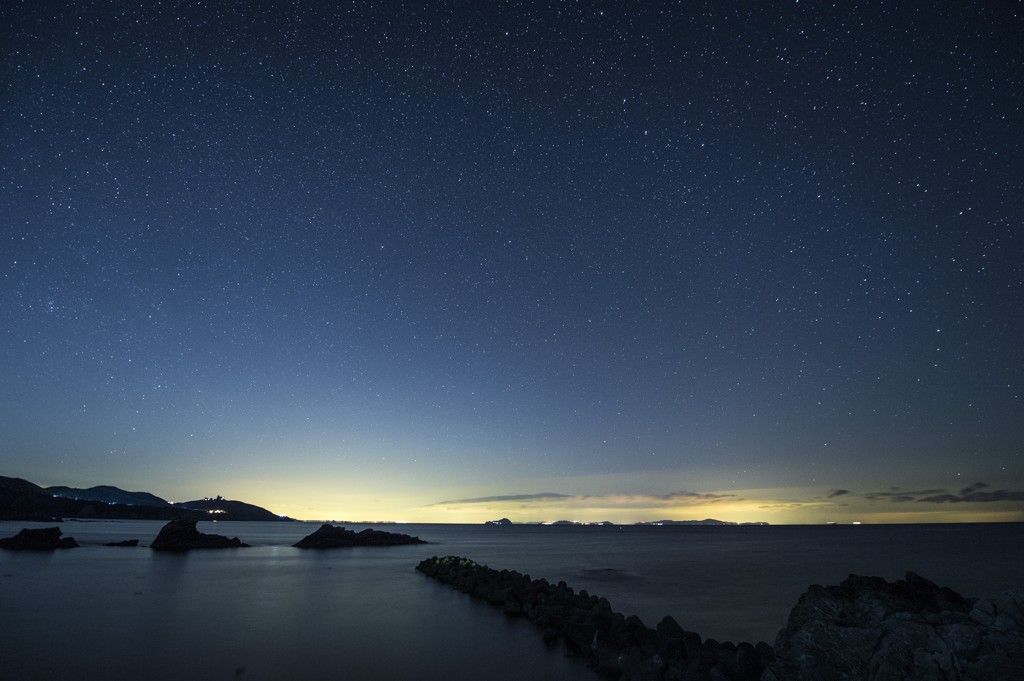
[2,1,1022,523]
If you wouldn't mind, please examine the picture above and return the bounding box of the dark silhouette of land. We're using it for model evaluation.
[418,557,1024,681]
[150,519,249,551]
[0,526,79,550]
[293,523,427,548]
[635,519,770,526]
[0,475,294,522]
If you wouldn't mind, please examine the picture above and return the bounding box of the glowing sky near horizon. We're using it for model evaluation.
[2,1,1022,524]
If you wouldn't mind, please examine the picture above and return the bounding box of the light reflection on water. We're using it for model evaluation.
[2,521,1022,680]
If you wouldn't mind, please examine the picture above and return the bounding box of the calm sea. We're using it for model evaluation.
[1,521,1021,680]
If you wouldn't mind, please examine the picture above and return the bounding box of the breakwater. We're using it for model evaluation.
[416,555,773,681]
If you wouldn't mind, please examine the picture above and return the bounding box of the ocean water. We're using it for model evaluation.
[1,521,1021,681]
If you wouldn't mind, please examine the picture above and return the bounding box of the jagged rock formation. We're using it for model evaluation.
[416,555,773,680]
[293,523,426,548]
[150,519,249,551]
[0,526,79,550]
[764,571,1024,681]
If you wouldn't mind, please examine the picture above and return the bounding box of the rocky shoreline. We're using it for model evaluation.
[765,571,1024,681]
[418,555,1024,681]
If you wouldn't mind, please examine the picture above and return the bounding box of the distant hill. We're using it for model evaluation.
[173,496,287,521]
[0,476,62,520]
[47,485,170,508]
[1,476,177,521]
[0,476,293,522]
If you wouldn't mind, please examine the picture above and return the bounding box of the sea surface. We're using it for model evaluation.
[2,521,1021,680]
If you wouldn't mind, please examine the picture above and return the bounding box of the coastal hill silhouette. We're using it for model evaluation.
[0,475,292,522]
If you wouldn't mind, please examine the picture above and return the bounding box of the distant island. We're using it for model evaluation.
[483,517,769,526]
[542,518,768,526]
[0,476,294,522]
[635,518,770,526]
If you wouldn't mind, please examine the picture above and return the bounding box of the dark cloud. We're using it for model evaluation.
[864,488,947,502]
[918,489,1024,504]
[644,491,735,502]
[860,483,1024,505]
[827,489,851,498]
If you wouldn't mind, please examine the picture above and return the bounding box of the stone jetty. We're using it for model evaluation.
[416,555,772,680]
[419,557,1024,681]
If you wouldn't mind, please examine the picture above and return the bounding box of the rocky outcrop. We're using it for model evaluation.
[764,571,1024,681]
[150,519,249,551]
[104,539,140,547]
[416,555,772,680]
[293,523,426,548]
[0,526,79,550]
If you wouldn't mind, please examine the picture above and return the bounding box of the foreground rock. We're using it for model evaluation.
[0,526,79,550]
[150,519,249,551]
[417,555,772,680]
[764,571,1024,681]
[293,523,426,548]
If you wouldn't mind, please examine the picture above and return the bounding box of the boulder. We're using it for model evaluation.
[764,571,1024,681]
[0,526,78,550]
[150,519,248,551]
[293,523,426,548]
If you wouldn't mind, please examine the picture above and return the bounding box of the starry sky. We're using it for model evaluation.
[2,1,1022,524]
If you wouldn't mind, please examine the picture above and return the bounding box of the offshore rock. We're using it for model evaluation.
[150,519,248,551]
[763,571,1024,681]
[416,555,771,681]
[0,526,79,550]
[293,523,426,548]
[104,539,140,547]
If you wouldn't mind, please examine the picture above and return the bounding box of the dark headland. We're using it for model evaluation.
[0,475,294,522]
